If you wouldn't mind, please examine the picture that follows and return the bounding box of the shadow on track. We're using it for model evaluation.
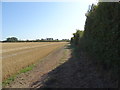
[30,44,118,88]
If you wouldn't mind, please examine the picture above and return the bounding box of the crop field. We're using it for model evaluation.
[2,42,67,80]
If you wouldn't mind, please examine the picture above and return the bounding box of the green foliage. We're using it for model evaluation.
[2,64,35,86]
[71,2,119,79]
[20,64,35,73]
[84,2,119,71]
[3,37,69,42]
[2,75,16,86]
[6,37,18,42]
[70,30,84,46]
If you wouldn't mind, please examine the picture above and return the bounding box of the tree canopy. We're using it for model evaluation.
[6,37,18,42]
[71,2,119,80]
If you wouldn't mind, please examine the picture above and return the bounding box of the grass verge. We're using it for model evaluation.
[58,47,67,65]
[2,64,35,87]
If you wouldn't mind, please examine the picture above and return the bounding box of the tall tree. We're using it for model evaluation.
[6,37,18,42]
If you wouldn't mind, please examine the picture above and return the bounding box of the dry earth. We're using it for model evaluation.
[3,44,118,88]
[2,42,67,80]
[30,45,118,88]
[4,43,68,88]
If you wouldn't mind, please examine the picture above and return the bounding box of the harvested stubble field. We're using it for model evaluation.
[2,42,67,81]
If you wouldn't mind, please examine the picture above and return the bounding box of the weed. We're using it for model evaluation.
[2,64,35,87]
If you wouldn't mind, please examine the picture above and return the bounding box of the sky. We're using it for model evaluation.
[2,0,98,41]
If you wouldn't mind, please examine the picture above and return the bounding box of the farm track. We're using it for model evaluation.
[31,45,117,88]
[4,43,117,88]
[4,43,68,88]
[2,42,67,80]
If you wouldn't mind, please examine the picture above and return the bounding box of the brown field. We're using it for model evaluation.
[2,42,68,80]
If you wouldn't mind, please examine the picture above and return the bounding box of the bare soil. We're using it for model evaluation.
[3,42,67,80]
[4,44,118,88]
[4,44,67,88]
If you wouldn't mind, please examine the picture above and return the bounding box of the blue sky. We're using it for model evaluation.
[2,1,97,40]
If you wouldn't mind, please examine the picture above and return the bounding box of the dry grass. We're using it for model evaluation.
[2,42,67,81]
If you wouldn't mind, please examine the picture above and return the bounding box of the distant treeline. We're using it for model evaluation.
[71,2,119,80]
[2,37,70,42]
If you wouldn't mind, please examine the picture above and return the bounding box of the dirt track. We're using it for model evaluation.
[2,42,67,80]
[4,44,68,88]
[4,44,118,88]
[31,45,117,88]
